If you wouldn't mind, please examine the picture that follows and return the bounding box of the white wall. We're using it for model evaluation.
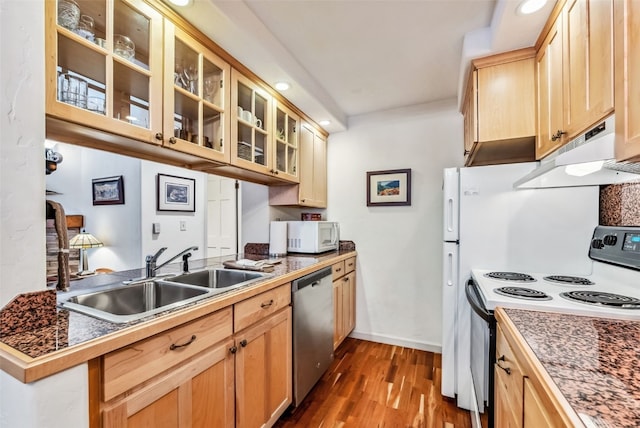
[46,143,142,272]
[140,162,208,267]
[327,100,464,352]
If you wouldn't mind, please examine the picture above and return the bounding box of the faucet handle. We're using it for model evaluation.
[147,247,167,262]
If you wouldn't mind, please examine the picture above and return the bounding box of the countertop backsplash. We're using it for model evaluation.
[600,183,640,226]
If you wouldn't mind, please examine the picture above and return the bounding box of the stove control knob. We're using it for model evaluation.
[603,235,617,246]
[591,238,604,249]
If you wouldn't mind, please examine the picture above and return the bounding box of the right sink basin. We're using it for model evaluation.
[157,268,271,291]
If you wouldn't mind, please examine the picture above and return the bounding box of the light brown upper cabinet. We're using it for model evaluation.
[272,101,300,183]
[162,22,231,164]
[462,48,537,166]
[537,16,564,159]
[268,122,327,208]
[536,0,614,159]
[614,0,640,161]
[46,0,164,145]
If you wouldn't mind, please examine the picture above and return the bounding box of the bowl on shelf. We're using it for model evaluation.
[113,34,135,60]
[57,0,80,30]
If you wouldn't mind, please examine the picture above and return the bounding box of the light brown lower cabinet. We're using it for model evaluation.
[94,283,293,428]
[496,315,570,428]
[332,257,356,350]
[234,306,292,428]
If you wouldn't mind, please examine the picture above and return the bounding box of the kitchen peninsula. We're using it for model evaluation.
[0,248,356,427]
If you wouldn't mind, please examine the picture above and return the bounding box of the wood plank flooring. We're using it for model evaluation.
[274,338,471,428]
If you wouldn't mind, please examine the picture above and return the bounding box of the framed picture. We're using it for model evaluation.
[92,176,125,205]
[157,173,196,212]
[366,168,411,207]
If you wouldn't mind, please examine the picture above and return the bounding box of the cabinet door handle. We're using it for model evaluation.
[261,299,274,309]
[240,339,248,347]
[551,129,567,141]
[343,277,349,282]
[169,334,196,351]
[154,132,163,141]
[497,363,511,375]
[169,137,177,144]
[229,345,237,354]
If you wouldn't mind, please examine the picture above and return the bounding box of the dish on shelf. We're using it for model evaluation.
[114,34,135,60]
[57,0,80,30]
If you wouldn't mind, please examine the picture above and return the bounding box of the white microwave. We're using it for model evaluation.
[287,221,339,254]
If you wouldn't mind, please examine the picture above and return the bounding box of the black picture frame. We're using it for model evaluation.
[92,176,125,205]
[157,173,196,212]
[366,168,412,207]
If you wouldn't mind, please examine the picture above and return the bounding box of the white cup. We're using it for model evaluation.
[242,110,252,123]
[237,106,243,117]
[254,117,262,129]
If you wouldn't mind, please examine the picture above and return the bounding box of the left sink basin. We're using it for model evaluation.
[58,281,214,324]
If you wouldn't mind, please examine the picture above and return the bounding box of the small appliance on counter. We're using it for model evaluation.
[287,221,339,254]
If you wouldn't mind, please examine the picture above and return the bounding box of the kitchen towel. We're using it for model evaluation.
[269,221,288,257]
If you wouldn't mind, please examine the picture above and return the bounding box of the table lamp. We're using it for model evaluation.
[69,229,103,274]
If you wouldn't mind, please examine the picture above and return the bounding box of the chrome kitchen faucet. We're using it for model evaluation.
[145,246,198,278]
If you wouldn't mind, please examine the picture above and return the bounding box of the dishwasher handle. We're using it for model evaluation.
[292,266,332,292]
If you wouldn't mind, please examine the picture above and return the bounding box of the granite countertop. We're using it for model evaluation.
[503,308,640,428]
[0,249,356,382]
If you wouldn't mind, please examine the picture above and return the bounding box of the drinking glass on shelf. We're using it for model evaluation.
[183,64,198,95]
[75,15,95,42]
[204,75,217,103]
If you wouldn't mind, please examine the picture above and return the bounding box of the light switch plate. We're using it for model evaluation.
[180,220,187,231]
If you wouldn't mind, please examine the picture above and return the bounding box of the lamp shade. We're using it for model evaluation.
[69,229,104,249]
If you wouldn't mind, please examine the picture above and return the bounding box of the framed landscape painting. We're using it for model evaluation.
[157,173,196,212]
[92,176,124,205]
[366,169,411,207]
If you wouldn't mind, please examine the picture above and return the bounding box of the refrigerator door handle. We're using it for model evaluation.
[446,251,454,287]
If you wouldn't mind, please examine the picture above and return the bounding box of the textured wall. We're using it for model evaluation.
[600,183,640,226]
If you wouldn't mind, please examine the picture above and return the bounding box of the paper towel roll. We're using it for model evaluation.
[269,221,288,256]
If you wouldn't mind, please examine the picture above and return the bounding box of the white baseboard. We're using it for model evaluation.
[347,330,442,354]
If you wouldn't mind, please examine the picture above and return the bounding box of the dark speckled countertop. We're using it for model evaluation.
[504,308,640,428]
[0,249,355,381]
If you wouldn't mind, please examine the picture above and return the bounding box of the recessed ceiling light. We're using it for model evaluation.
[319,120,331,126]
[275,82,290,91]
[517,0,547,15]
[167,0,192,7]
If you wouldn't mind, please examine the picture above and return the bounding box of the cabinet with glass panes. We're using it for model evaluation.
[230,69,277,178]
[46,0,163,144]
[273,101,300,183]
[162,23,231,164]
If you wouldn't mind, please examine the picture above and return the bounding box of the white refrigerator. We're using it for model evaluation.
[441,163,599,411]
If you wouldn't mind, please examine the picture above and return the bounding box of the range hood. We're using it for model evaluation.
[514,115,640,189]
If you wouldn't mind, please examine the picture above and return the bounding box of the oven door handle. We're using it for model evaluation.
[466,278,492,322]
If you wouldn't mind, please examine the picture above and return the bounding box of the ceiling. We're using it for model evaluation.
[172,0,555,133]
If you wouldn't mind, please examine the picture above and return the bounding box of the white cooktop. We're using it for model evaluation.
[471,263,640,321]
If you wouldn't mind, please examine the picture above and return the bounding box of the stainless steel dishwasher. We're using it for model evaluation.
[291,266,334,406]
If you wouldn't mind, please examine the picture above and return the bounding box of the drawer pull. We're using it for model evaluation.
[261,299,274,309]
[170,334,196,351]
[335,268,342,272]
[497,363,511,375]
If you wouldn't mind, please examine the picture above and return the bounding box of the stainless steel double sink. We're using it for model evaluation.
[57,268,272,323]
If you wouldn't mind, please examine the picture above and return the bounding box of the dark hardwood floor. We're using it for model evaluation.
[274,338,471,428]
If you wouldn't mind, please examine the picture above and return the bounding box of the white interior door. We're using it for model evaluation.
[207,176,238,257]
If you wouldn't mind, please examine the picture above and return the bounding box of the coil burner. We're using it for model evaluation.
[560,291,640,309]
[484,272,536,282]
[494,287,551,301]
[544,275,594,286]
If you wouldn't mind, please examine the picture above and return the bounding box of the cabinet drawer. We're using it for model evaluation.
[496,324,524,420]
[345,257,356,274]
[102,307,233,401]
[332,261,345,278]
[234,283,291,332]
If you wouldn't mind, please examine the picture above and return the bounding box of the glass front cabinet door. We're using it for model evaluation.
[273,102,300,183]
[47,0,164,144]
[231,69,274,176]
[163,23,231,164]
